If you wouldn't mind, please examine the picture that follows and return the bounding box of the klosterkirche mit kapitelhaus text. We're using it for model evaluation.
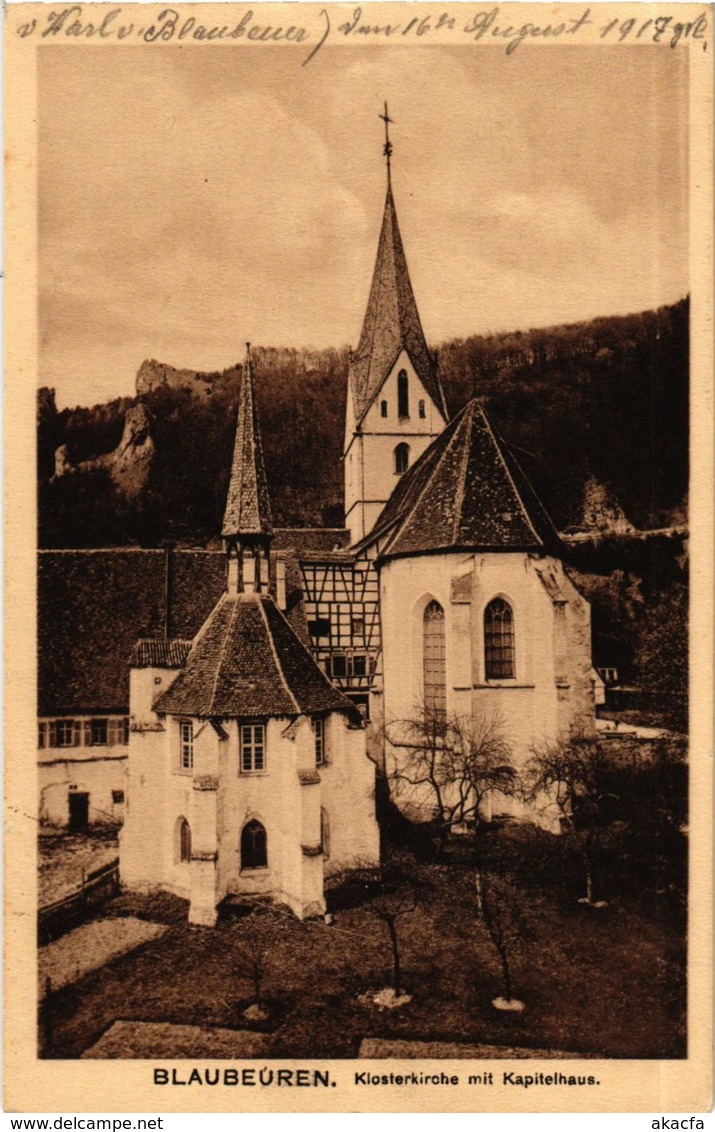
[38,113,595,923]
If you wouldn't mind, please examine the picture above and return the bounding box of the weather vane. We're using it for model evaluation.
[379,102,394,176]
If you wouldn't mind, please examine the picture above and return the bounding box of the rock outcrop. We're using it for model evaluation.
[53,404,154,500]
[136,359,214,398]
[581,476,636,535]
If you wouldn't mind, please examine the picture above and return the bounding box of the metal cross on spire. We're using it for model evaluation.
[379,101,394,179]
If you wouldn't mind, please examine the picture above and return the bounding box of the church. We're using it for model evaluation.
[40,113,595,917]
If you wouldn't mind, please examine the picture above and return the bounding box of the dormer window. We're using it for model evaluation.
[380,400,388,418]
[397,370,409,419]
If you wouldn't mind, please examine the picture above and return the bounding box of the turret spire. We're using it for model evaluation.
[222,343,273,592]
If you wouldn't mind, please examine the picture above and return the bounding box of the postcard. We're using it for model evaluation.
[4,2,713,1113]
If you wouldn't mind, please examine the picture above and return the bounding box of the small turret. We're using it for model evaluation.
[222,343,274,594]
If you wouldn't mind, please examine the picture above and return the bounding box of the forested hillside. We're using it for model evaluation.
[38,300,688,549]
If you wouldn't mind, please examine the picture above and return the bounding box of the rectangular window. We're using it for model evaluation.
[315,718,325,766]
[240,722,266,773]
[351,617,364,637]
[308,618,331,641]
[107,717,129,745]
[179,720,194,771]
[112,790,125,805]
[55,720,76,748]
[38,721,47,749]
[352,655,367,677]
[331,654,347,678]
[90,718,108,747]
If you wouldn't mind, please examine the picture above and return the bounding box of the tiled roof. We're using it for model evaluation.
[349,184,447,426]
[38,549,310,715]
[129,639,193,668]
[153,592,354,719]
[273,528,351,553]
[222,346,273,540]
[362,399,562,560]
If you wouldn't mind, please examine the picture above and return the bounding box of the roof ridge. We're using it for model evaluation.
[452,403,474,544]
[479,406,543,547]
[256,596,301,714]
[207,594,239,714]
[380,407,469,557]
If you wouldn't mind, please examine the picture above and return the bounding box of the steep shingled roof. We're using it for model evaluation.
[38,549,310,716]
[153,592,354,719]
[360,399,562,560]
[130,639,193,668]
[222,345,273,540]
[348,184,447,425]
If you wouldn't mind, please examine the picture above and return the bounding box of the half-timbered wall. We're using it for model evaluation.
[300,555,381,716]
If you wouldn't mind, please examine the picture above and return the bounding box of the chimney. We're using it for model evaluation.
[276,555,287,610]
[163,540,175,639]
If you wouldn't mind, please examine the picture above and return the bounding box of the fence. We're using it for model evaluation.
[38,858,120,945]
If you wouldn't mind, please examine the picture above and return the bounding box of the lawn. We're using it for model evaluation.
[41,833,686,1060]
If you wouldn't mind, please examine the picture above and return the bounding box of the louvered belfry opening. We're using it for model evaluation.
[423,600,446,716]
[484,598,515,679]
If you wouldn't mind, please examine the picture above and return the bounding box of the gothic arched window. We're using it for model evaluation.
[484,598,515,679]
[397,370,409,418]
[176,816,191,864]
[423,600,446,716]
[241,819,267,870]
[394,443,410,475]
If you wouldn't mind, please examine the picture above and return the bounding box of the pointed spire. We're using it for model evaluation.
[222,343,273,542]
[347,159,447,427]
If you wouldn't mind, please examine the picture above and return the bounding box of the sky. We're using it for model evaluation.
[39,43,689,409]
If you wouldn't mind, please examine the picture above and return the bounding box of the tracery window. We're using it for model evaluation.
[484,598,515,679]
[423,600,446,716]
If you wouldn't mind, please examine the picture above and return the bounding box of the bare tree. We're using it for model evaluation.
[232,910,279,1010]
[385,703,516,848]
[522,736,620,904]
[335,851,419,999]
[370,854,419,998]
[478,870,533,1008]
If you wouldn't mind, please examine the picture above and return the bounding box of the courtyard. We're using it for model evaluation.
[39,826,686,1062]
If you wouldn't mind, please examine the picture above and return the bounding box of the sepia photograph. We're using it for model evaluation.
[4,2,713,1113]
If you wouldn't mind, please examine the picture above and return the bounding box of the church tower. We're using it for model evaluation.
[344,106,448,544]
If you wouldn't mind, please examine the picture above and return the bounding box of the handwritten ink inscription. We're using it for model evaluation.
[13,4,710,61]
